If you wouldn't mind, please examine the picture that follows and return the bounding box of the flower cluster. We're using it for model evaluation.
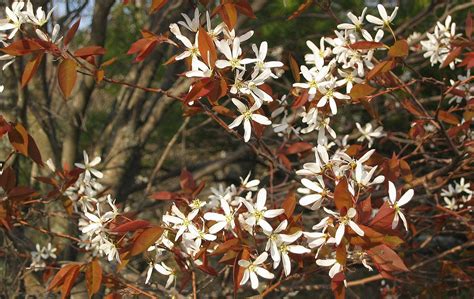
[420,15,461,69]
[0,1,58,91]
[29,242,57,271]
[169,8,283,143]
[441,178,472,210]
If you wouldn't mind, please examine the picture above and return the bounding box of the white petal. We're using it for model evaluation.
[398,189,414,207]
[335,224,345,245]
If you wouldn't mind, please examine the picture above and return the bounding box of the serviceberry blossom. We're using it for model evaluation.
[75,151,104,181]
[388,181,414,231]
[356,122,384,147]
[216,37,254,70]
[228,98,271,142]
[293,65,330,96]
[163,205,199,240]
[241,188,284,232]
[366,4,399,31]
[271,231,310,276]
[238,252,274,289]
[324,207,365,245]
[337,8,371,41]
[204,197,239,234]
[316,258,344,278]
[305,38,331,69]
[30,243,57,271]
[155,262,177,288]
[298,177,330,209]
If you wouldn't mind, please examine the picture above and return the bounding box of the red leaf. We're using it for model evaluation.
[58,59,77,98]
[64,19,81,46]
[180,169,196,192]
[350,83,376,101]
[441,47,462,68]
[234,0,256,18]
[8,123,29,156]
[198,27,217,68]
[285,142,313,155]
[368,244,409,273]
[85,259,102,296]
[0,39,43,56]
[349,41,385,50]
[282,191,296,219]
[111,219,151,233]
[219,3,238,30]
[466,11,472,40]
[289,52,300,82]
[130,226,164,256]
[150,191,177,201]
[74,46,106,58]
[388,40,408,57]
[150,0,168,14]
[369,201,395,230]
[438,110,460,125]
[367,59,395,80]
[334,178,353,212]
[48,264,81,292]
[21,53,44,87]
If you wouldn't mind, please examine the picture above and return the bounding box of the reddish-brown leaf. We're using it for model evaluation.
[150,0,168,14]
[285,142,313,155]
[234,0,256,18]
[282,191,296,219]
[198,27,217,68]
[438,110,460,125]
[85,259,102,297]
[111,219,150,233]
[388,40,409,57]
[60,265,80,299]
[289,52,300,82]
[368,244,409,273]
[21,53,44,87]
[130,226,164,256]
[441,47,462,68]
[0,39,43,56]
[349,41,385,50]
[369,201,395,230]
[74,46,106,58]
[150,191,177,201]
[367,60,395,80]
[350,83,376,101]
[64,19,81,46]
[334,178,353,212]
[233,248,250,295]
[48,264,81,291]
[220,3,238,30]
[8,123,29,156]
[466,11,473,40]
[58,59,77,98]
[180,169,196,193]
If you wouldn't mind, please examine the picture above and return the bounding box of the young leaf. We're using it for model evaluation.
[58,59,77,98]
[150,0,168,14]
[130,226,164,256]
[8,123,29,156]
[111,219,150,233]
[388,40,408,57]
[21,53,44,87]
[334,178,353,212]
[85,259,102,297]
[198,27,217,68]
[64,19,81,46]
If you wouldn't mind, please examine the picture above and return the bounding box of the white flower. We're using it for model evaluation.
[251,41,283,77]
[318,78,350,115]
[228,98,271,142]
[298,177,330,209]
[455,178,472,194]
[75,151,103,181]
[443,197,457,210]
[204,196,238,234]
[366,4,399,30]
[356,122,384,147]
[242,188,284,232]
[240,172,260,191]
[238,252,274,289]
[337,8,371,40]
[271,231,310,276]
[178,8,200,32]
[353,163,385,189]
[185,224,217,250]
[316,258,343,278]
[25,1,54,26]
[189,198,206,210]
[304,38,331,69]
[293,65,330,96]
[0,1,27,39]
[163,205,198,240]
[324,207,364,246]
[336,69,363,93]
[155,262,176,288]
[216,37,254,70]
[304,231,336,250]
[239,70,274,104]
[388,181,414,231]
